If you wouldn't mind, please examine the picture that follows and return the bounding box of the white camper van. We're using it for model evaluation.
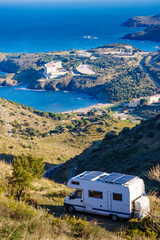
[64,171,150,220]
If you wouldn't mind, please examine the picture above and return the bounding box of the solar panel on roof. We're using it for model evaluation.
[114,175,136,184]
[81,171,104,180]
[102,173,124,183]
[80,171,90,176]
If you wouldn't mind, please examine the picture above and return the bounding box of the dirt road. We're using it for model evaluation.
[0,106,12,136]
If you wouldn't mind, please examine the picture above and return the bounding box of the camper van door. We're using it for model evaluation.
[70,190,84,211]
[108,191,112,210]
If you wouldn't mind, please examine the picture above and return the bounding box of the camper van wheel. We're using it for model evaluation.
[111,215,118,221]
[67,205,75,213]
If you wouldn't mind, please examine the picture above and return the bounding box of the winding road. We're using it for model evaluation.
[140,58,160,89]
[0,106,12,136]
[43,163,63,179]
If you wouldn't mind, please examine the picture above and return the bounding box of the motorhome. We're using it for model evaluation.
[64,171,150,220]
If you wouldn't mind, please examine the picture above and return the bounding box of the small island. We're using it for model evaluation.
[83,36,98,39]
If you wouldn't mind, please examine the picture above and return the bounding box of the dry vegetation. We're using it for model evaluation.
[54,113,160,193]
[143,52,160,85]
[0,161,160,240]
[0,161,122,240]
[148,164,160,183]
[0,98,134,165]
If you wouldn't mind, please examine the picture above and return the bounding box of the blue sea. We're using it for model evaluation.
[0,1,160,112]
[0,85,98,113]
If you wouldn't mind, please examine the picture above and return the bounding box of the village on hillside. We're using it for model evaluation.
[42,44,148,80]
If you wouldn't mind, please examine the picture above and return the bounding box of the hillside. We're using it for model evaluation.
[141,51,160,87]
[1,159,160,240]
[0,99,160,239]
[54,113,160,193]
[1,133,160,239]
[0,98,134,165]
[122,25,160,43]
[122,14,160,28]
[1,161,122,240]
[0,43,158,102]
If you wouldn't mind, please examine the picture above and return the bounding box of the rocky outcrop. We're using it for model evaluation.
[121,25,160,42]
[0,79,17,87]
[28,80,58,91]
[122,14,160,28]
[0,59,20,73]
[28,77,108,102]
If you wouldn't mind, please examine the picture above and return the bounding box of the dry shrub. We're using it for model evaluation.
[148,164,160,182]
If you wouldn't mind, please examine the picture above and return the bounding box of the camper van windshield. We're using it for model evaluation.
[71,190,82,199]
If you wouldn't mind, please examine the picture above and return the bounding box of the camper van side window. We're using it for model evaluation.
[88,190,103,199]
[113,193,122,201]
[71,181,79,185]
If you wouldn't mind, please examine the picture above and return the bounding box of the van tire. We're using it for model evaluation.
[67,205,75,213]
[111,214,118,221]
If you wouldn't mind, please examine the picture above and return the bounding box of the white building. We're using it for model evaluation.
[128,94,160,108]
[148,94,160,104]
[125,46,133,50]
[44,61,67,79]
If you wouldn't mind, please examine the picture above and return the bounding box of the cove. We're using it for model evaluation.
[0,85,99,113]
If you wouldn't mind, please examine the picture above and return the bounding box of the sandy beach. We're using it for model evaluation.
[62,103,113,114]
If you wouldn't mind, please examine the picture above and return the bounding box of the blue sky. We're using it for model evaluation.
[0,0,159,3]
[0,0,160,9]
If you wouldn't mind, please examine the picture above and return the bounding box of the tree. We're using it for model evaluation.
[10,155,44,201]
[140,98,148,106]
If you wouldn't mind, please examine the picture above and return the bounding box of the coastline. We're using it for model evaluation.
[61,103,113,114]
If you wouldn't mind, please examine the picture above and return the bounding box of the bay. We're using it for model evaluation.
[0,2,160,113]
[0,85,98,113]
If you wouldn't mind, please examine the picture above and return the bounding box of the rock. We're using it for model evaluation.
[28,80,58,91]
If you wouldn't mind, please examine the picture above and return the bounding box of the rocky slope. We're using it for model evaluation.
[122,14,160,28]
[122,25,160,42]
[54,113,160,193]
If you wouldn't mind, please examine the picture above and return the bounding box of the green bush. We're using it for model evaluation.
[126,217,159,239]
[0,198,37,220]
[147,131,154,138]
[96,127,105,133]
[137,132,143,139]
[155,119,160,130]
[105,132,116,140]
[121,127,130,135]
